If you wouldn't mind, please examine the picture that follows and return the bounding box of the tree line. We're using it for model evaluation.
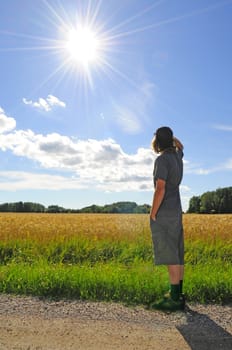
[0,201,151,214]
[187,187,232,214]
[1,187,231,214]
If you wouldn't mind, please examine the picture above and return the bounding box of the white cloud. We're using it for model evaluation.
[47,95,66,108]
[0,127,155,192]
[213,124,232,132]
[224,159,232,169]
[0,107,16,134]
[3,106,231,197]
[23,95,66,112]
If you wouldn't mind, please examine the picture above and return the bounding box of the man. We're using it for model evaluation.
[150,126,184,311]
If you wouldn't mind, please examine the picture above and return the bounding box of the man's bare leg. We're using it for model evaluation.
[168,265,181,284]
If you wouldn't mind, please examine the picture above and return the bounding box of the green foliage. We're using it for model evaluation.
[188,196,201,213]
[78,202,150,214]
[187,187,232,213]
[0,201,46,213]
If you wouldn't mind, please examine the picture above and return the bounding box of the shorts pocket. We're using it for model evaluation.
[150,217,156,227]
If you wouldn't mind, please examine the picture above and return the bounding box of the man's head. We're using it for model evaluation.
[152,126,173,153]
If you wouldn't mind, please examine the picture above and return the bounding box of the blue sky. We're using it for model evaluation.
[0,0,232,211]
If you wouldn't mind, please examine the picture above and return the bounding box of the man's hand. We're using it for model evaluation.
[150,214,156,222]
[173,137,184,150]
[150,178,166,222]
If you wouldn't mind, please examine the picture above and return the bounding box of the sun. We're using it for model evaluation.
[65,26,100,67]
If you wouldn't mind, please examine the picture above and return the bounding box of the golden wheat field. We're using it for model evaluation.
[0,212,231,243]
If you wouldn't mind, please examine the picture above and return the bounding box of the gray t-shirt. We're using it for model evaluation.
[153,149,183,217]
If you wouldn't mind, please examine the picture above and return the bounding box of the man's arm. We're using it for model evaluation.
[150,178,166,220]
[173,137,184,151]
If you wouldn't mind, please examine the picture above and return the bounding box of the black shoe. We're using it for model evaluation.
[180,293,186,309]
[150,295,185,312]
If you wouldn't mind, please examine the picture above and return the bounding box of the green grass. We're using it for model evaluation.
[0,239,231,304]
[0,261,231,304]
[0,262,168,304]
[0,214,231,305]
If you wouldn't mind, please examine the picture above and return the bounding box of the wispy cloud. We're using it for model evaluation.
[184,158,232,175]
[224,158,232,169]
[113,81,155,134]
[114,107,142,134]
[212,124,232,132]
[0,171,86,191]
[23,94,66,112]
[184,159,219,175]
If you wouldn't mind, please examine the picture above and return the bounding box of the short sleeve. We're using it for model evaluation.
[153,156,168,184]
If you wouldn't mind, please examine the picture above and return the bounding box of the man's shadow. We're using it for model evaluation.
[176,306,232,350]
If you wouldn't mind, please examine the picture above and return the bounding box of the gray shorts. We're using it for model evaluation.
[150,216,184,265]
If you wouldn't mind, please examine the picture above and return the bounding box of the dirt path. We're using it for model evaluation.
[0,295,231,350]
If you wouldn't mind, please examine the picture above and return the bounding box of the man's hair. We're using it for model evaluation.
[152,126,173,153]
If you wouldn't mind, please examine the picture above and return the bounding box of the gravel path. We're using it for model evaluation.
[0,294,231,350]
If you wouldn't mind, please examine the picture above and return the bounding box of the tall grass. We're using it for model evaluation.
[0,213,231,304]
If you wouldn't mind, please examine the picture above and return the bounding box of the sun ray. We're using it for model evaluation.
[96,56,142,91]
[105,0,232,40]
[21,52,75,101]
[102,0,165,35]
[0,28,68,48]
[0,46,59,52]
[2,0,232,95]
[86,0,103,29]
[42,0,70,32]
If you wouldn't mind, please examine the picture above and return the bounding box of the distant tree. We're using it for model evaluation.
[0,201,46,213]
[79,201,151,214]
[0,203,9,212]
[35,203,46,212]
[200,192,214,213]
[134,204,151,214]
[216,187,232,213]
[25,202,45,212]
[80,204,102,213]
[187,187,232,214]
[16,201,24,212]
[8,203,16,212]
[0,200,152,214]
[187,196,201,213]
[47,205,65,213]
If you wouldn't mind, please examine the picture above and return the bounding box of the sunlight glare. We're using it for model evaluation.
[66,27,99,66]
